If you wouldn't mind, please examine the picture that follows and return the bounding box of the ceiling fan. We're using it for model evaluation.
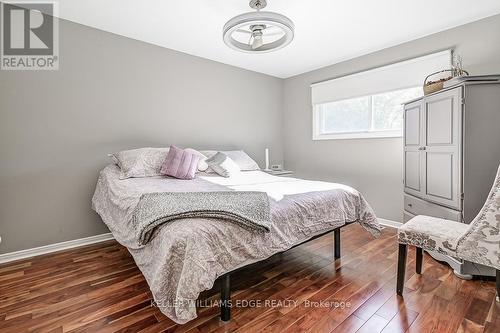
[223,0,295,53]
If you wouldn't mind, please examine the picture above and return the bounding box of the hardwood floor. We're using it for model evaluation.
[0,224,498,333]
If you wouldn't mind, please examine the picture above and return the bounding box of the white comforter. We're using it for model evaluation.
[92,165,381,323]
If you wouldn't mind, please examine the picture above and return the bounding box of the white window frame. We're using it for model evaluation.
[312,87,419,140]
[311,50,451,141]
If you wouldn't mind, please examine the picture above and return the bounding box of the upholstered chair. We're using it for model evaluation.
[396,165,500,301]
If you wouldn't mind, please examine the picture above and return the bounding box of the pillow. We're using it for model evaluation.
[200,150,260,172]
[226,150,260,171]
[185,148,209,172]
[205,152,241,177]
[107,153,119,165]
[160,146,200,180]
[111,147,170,179]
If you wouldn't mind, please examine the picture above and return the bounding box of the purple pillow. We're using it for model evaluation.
[160,146,200,180]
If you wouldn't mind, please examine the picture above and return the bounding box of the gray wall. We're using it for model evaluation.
[0,19,283,253]
[282,14,500,222]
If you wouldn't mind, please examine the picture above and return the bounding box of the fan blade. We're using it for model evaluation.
[264,32,283,37]
[252,36,263,50]
[236,29,252,35]
[264,26,282,33]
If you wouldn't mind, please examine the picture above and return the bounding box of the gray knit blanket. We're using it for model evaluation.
[132,191,270,246]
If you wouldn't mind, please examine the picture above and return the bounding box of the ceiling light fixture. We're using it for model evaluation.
[223,0,294,53]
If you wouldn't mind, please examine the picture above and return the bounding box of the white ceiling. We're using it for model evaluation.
[54,0,500,78]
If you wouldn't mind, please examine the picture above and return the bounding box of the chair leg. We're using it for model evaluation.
[220,274,231,321]
[397,244,408,296]
[416,247,423,274]
[496,269,499,303]
[334,229,341,259]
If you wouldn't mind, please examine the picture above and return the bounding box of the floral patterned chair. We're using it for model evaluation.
[397,164,500,301]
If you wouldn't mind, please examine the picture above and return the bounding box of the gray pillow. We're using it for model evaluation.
[200,150,260,172]
[205,152,241,177]
[110,147,169,179]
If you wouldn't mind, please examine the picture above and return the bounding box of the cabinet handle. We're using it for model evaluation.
[407,203,413,207]
[418,146,427,151]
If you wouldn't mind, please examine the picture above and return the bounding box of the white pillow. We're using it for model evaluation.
[110,147,169,179]
[185,148,209,172]
[200,150,260,171]
[205,152,241,177]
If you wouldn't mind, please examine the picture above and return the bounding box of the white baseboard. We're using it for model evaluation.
[0,233,114,264]
[378,218,402,229]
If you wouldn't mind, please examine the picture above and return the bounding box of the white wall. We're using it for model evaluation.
[282,14,500,222]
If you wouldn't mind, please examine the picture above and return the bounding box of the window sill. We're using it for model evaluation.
[313,130,402,140]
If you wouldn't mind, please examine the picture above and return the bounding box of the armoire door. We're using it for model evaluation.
[422,87,463,210]
[403,99,424,198]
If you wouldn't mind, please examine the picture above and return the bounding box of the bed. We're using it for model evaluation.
[92,164,382,324]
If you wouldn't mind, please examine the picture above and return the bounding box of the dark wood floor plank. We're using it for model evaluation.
[356,314,389,333]
[380,306,418,333]
[330,314,365,333]
[464,296,493,326]
[352,276,397,321]
[484,318,500,333]
[456,318,485,333]
[258,276,355,333]
[0,224,497,333]
[405,295,450,333]
[0,261,31,275]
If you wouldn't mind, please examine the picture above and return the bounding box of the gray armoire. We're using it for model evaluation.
[403,79,500,278]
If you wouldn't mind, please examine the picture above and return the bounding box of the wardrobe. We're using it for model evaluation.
[403,80,500,277]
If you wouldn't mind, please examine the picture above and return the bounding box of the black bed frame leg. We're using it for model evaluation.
[496,269,499,303]
[220,274,231,321]
[416,247,423,274]
[396,244,407,296]
[334,229,341,259]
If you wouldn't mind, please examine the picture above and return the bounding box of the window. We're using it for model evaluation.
[315,87,421,139]
[311,50,451,140]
